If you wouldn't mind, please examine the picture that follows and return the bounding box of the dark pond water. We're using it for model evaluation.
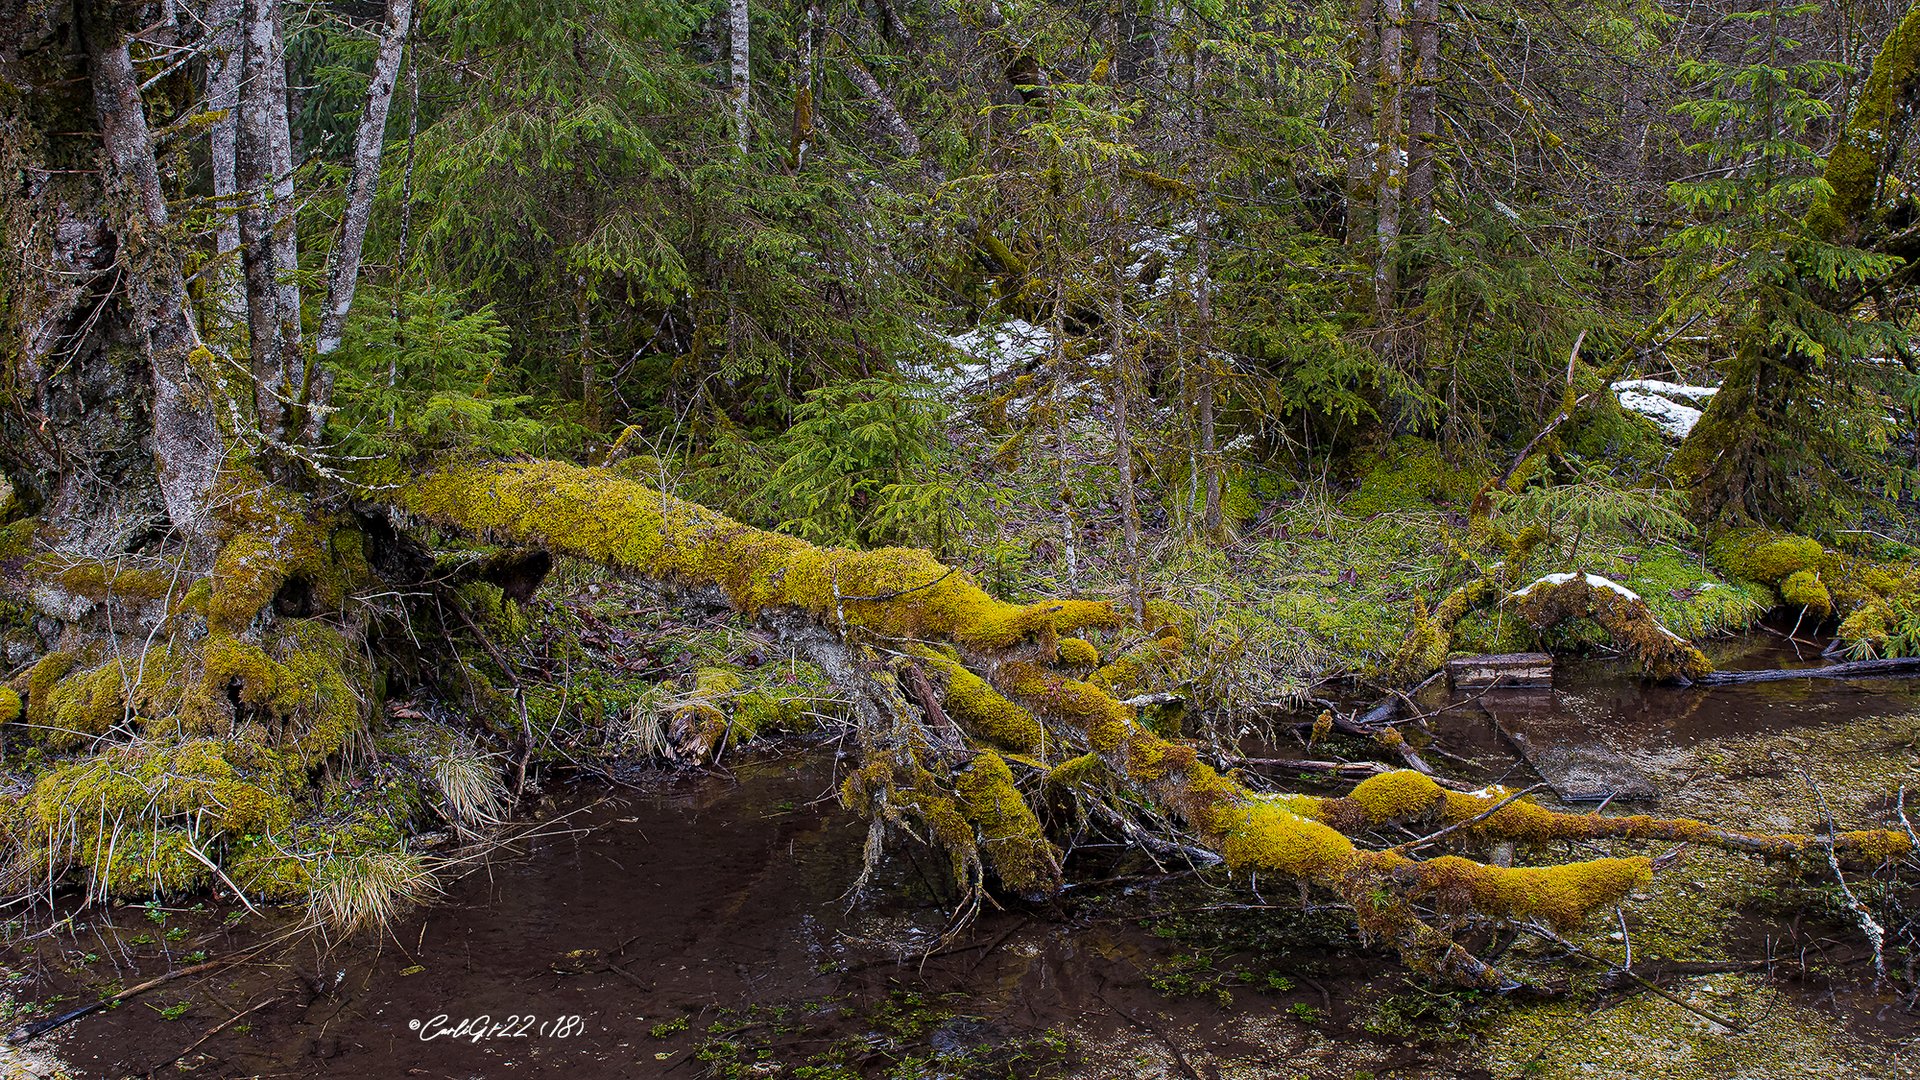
[7,642,1920,1079]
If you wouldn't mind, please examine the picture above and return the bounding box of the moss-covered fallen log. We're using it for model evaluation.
[393,459,1910,986]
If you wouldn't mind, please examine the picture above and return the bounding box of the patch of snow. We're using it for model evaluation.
[1614,389,1703,438]
[1609,379,1720,438]
[1583,573,1641,602]
[914,319,1055,395]
[1610,379,1718,402]
[1512,572,1641,603]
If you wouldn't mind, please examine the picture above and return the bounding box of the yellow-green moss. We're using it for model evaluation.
[0,518,35,560]
[1344,437,1489,517]
[1347,769,1448,823]
[914,647,1047,756]
[25,554,176,601]
[1215,795,1358,878]
[399,462,1119,651]
[78,826,210,898]
[19,739,295,835]
[21,649,78,726]
[1809,3,1920,239]
[207,468,373,633]
[226,837,313,899]
[953,750,1061,897]
[1707,528,1920,654]
[1779,570,1832,616]
[1710,529,1824,585]
[1046,752,1106,787]
[1055,636,1099,667]
[1416,853,1650,929]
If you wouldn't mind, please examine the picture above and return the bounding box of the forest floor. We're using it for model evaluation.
[2,570,1917,1078]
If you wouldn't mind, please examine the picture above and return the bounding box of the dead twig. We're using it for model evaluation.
[1803,770,1888,982]
[139,993,282,1077]
[10,945,268,1044]
[1389,783,1548,855]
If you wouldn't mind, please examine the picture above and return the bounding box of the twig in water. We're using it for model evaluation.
[1803,770,1888,982]
[1517,920,1745,1032]
[140,993,282,1077]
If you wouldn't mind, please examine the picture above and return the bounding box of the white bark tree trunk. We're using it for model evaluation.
[316,0,414,359]
[790,2,819,171]
[237,0,302,441]
[86,18,223,552]
[730,0,751,156]
[838,54,920,157]
[206,0,246,327]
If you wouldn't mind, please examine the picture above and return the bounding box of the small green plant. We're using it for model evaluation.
[150,1002,191,1021]
[1361,983,1493,1042]
[766,378,965,549]
[1288,1002,1323,1024]
[649,1015,689,1038]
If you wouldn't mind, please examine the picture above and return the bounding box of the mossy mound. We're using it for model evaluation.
[1709,527,1920,655]
[1342,437,1490,517]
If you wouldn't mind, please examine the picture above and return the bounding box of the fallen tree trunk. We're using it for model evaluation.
[1694,658,1920,684]
[386,459,1909,986]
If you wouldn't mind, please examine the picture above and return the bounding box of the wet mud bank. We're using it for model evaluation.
[6,643,1920,1079]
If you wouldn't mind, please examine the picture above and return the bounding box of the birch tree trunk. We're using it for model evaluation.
[206,0,246,327]
[730,0,752,156]
[1373,0,1405,326]
[1405,0,1438,234]
[237,0,301,442]
[315,0,414,360]
[790,2,820,171]
[839,54,921,157]
[85,14,223,552]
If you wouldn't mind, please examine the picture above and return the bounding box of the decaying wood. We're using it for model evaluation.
[1447,652,1554,689]
[1695,658,1920,684]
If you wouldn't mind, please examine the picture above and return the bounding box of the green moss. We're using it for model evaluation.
[0,518,35,560]
[1706,528,1920,653]
[206,468,373,633]
[1055,636,1099,667]
[1343,437,1489,517]
[1779,569,1832,617]
[25,554,175,600]
[226,836,312,899]
[78,826,210,898]
[1810,4,1920,239]
[1622,552,1767,640]
[953,750,1061,898]
[1709,529,1824,585]
[21,649,78,728]
[399,461,1120,651]
[914,647,1047,755]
